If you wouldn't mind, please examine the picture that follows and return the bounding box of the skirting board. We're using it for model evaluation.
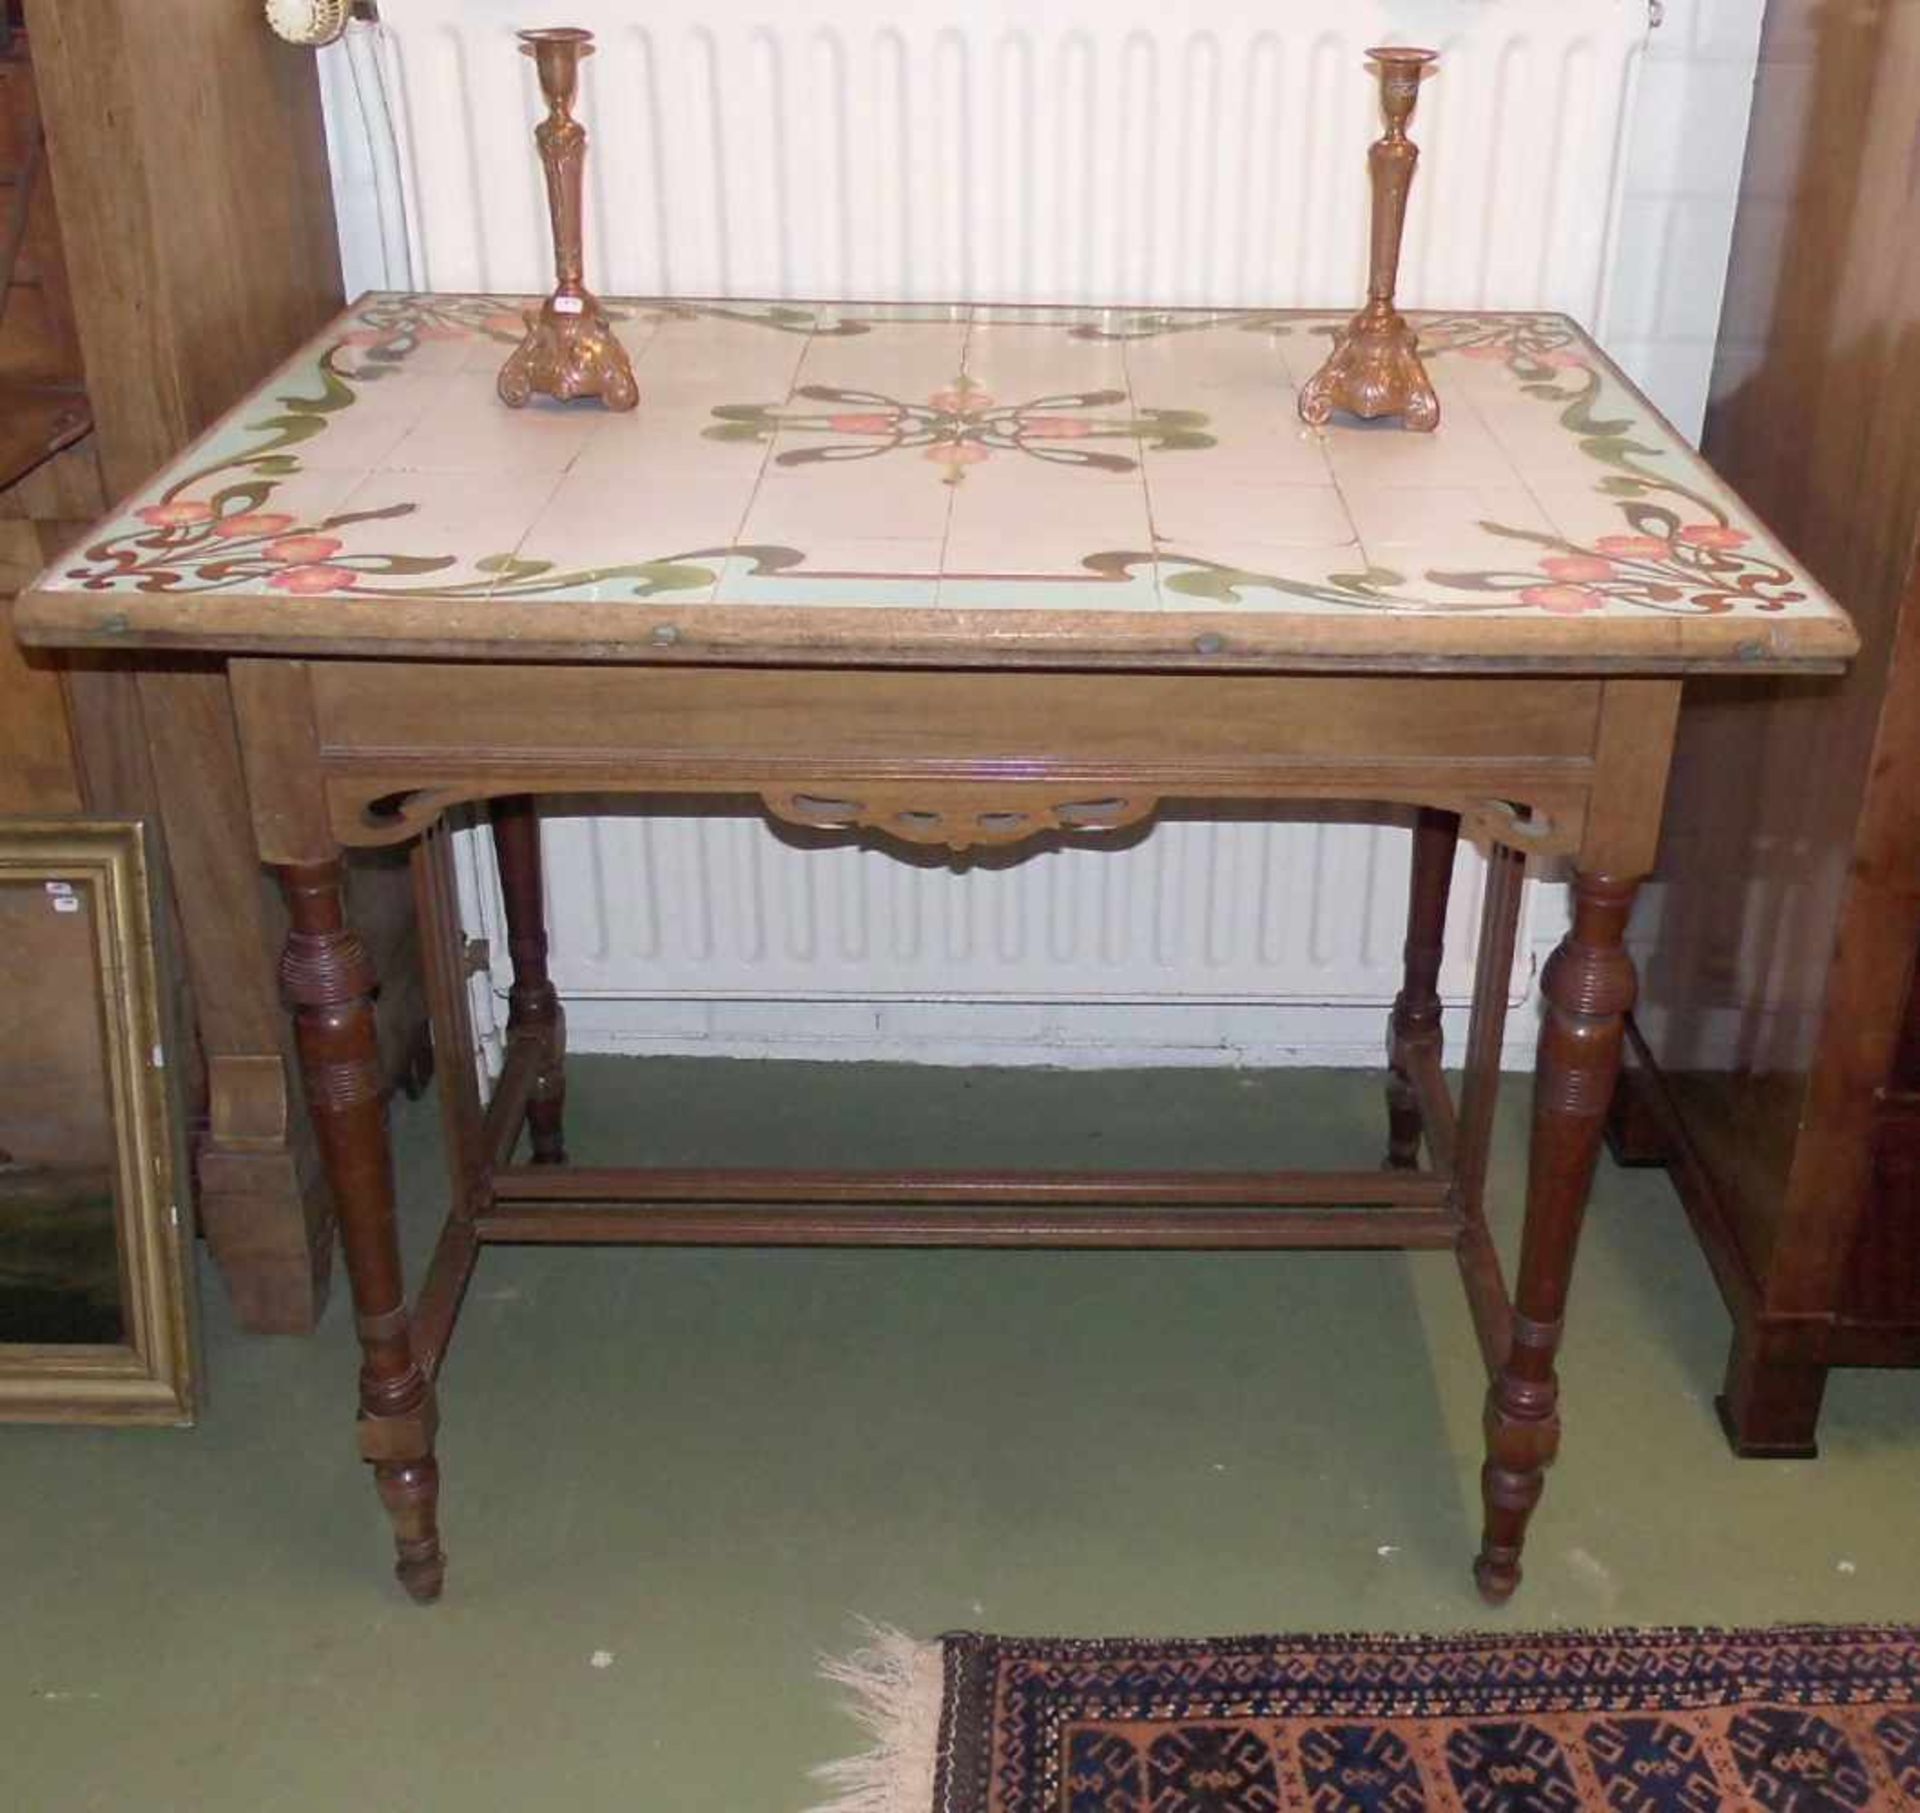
[529,995,1551,1072]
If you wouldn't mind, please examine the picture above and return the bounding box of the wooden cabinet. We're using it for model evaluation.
[6,0,424,1334]
[1619,0,1920,1451]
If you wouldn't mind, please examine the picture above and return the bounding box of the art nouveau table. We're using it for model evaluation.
[17,295,1855,1602]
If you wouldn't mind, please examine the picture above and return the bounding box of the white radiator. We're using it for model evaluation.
[318,0,1657,1070]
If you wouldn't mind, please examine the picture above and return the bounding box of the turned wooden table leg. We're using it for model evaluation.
[490,795,568,1164]
[1474,870,1641,1603]
[280,860,445,1602]
[1386,807,1461,1168]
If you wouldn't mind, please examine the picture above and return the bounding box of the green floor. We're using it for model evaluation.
[6,1057,1919,1812]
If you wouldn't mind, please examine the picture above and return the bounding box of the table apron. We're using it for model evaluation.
[231,659,1633,862]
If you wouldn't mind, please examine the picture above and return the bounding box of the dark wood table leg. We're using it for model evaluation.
[490,796,567,1165]
[1386,807,1461,1168]
[280,859,445,1602]
[1475,869,1641,1603]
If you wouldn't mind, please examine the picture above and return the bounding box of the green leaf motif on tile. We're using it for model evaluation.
[207,482,273,516]
[318,503,416,532]
[1476,521,1561,549]
[1162,564,1254,603]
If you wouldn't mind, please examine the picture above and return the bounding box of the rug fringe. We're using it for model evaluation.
[807,1623,945,1813]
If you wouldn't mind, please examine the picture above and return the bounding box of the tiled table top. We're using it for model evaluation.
[19,294,1855,672]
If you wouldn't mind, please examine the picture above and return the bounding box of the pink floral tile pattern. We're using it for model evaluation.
[39,292,1842,639]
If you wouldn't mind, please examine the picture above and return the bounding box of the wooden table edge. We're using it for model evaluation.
[13,587,1861,676]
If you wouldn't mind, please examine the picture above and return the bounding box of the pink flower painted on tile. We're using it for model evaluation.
[1677,524,1750,549]
[1595,534,1670,558]
[1540,554,1615,582]
[928,385,993,416]
[1522,584,1605,616]
[136,501,216,528]
[267,563,358,595]
[828,413,896,434]
[925,441,989,466]
[1023,418,1095,439]
[1539,350,1590,370]
[485,312,530,336]
[263,534,345,565]
[209,511,299,540]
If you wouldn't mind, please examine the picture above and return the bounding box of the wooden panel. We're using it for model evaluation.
[1632,0,1920,1439]
[0,588,77,812]
[0,27,84,387]
[22,0,341,501]
[309,664,1608,772]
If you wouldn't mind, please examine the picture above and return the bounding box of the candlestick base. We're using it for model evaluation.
[1298,300,1438,432]
[498,295,638,412]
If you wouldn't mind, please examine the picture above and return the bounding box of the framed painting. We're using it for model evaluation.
[0,819,196,1423]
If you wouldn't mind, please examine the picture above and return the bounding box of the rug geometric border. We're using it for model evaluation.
[931,1626,1920,1813]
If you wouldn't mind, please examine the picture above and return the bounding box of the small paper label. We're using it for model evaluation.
[554,295,585,316]
[45,880,74,896]
[52,897,80,914]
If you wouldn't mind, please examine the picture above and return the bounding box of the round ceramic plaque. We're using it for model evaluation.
[263,0,352,47]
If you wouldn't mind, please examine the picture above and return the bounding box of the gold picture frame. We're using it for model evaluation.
[0,819,197,1424]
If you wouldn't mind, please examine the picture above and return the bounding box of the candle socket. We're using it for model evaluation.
[499,27,639,413]
[1298,48,1439,433]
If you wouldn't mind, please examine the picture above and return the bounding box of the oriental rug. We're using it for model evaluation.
[812,1624,1920,1813]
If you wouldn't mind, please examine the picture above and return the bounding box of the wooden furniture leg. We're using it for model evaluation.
[1475,870,1641,1602]
[279,859,444,1601]
[1719,1324,1828,1458]
[490,796,568,1164]
[1386,807,1461,1168]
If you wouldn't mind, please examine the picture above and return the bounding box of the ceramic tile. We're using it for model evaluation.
[383,376,611,475]
[631,311,814,405]
[936,563,1162,613]
[1126,317,1299,402]
[1343,482,1559,582]
[328,467,570,588]
[53,466,375,597]
[1143,400,1334,488]
[962,319,1129,401]
[732,322,979,503]
[568,399,773,491]
[1318,394,1515,489]
[512,472,752,597]
[793,318,971,399]
[714,550,939,608]
[328,297,490,379]
[943,455,1151,578]
[1150,542,1396,614]
[743,446,955,546]
[279,374,463,472]
[1147,478,1356,552]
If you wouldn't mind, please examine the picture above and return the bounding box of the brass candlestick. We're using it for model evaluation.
[1298,48,1439,433]
[498,27,639,412]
